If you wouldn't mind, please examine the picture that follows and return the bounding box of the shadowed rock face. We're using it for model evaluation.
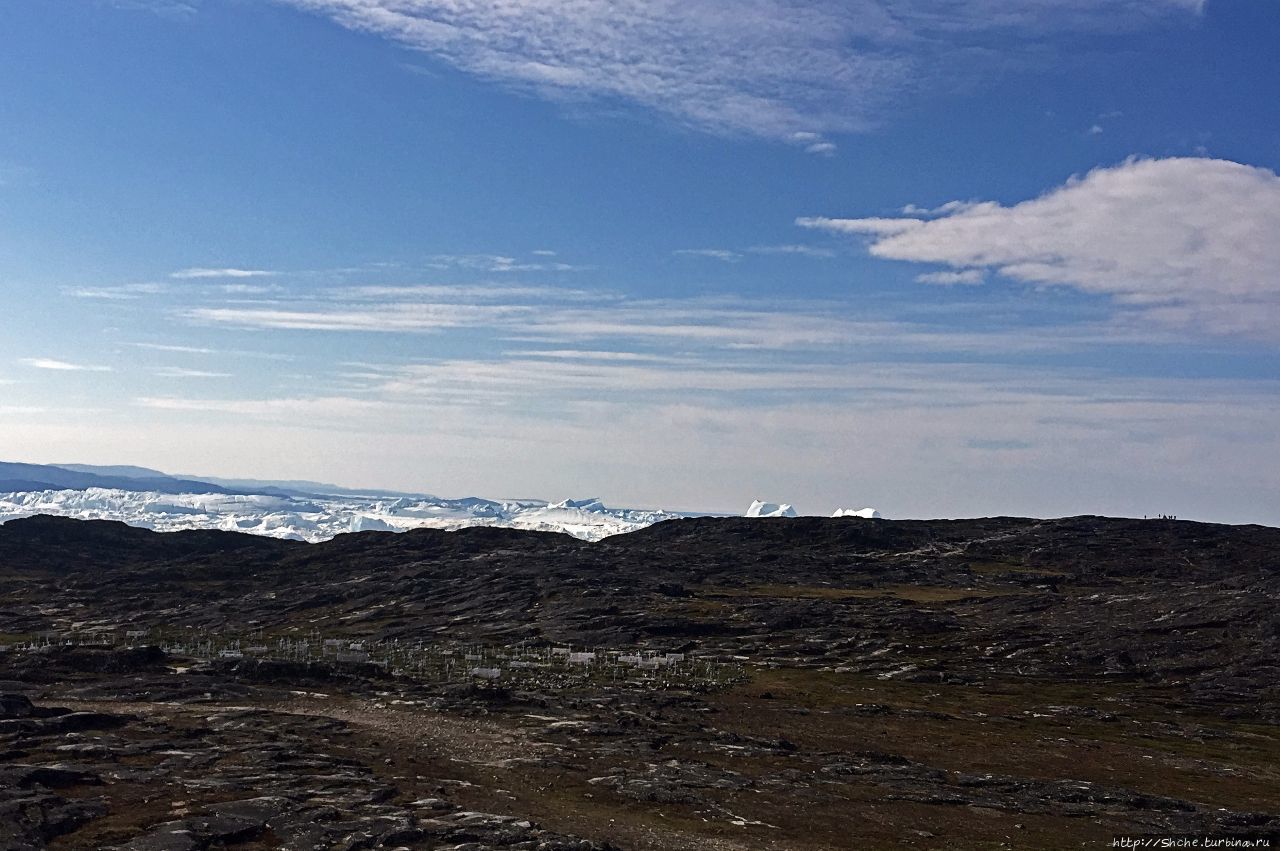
[1,514,1278,850]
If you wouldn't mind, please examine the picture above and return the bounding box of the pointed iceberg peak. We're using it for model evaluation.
[548,497,606,511]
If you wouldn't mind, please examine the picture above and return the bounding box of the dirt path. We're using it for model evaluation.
[48,693,764,851]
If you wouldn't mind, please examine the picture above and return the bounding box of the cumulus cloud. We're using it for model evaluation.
[277,0,1199,142]
[803,157,1280,339]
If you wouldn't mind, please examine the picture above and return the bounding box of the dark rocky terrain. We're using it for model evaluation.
[1,513,1278,850]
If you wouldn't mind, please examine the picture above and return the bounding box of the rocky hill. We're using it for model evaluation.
[1,514,1277,849]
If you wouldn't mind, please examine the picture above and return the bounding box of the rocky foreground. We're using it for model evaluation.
[1,514,1278,850]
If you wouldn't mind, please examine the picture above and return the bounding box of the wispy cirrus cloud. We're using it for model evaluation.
[916,269,985,285]
[674,249,742,263]
[67,283,167,300]
[186,302,534,333]
[218,283,283,295]
[801,157,1280,340]
[280,0,897,142]
[277,0,1200,144]
[675,244,835,262]
[129,343,219,354]
[20,358,113,372]
[797,216,923,236]
[103,0,199,19]
[136,395,396,420]
[367,357,872,401]
[335,283,606,302]
[747,244,835,258]
[153,367,232,378]
[181,282,1172,355]
[426,254,587,273]
[171,267,277,279]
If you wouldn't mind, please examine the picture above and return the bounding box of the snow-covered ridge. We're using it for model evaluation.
[0,488,682,543]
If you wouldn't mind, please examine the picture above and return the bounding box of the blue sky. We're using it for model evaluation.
[1,0,1278,521]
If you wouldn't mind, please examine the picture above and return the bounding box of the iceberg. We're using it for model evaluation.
[0,487,685,543]
[832,507,882,519]
[745,499,798,518]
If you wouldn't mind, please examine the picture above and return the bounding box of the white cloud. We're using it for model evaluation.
[153,367,232,378]
[805,157,1280,339]
[137,395,394,420]
[337,283,603,302]
[901,200,980,217]
[186,302,532,332]
[277,0,1199,142]
[366,357,893,401]
[426,254,585,273]
[674,249,742,262]
[172,268,277,279]
[183,284,1175,353]
[797,216,925,236]
[130,343,218,354]
[219,283,283,295]
[501,349,687,364]
[916,269,985,285]
[20,358,113,372]
[105,0,199,19]
[67,283,167,299]
[747,244,835,258]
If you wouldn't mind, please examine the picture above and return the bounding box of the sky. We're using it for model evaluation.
[0,0,1278,522]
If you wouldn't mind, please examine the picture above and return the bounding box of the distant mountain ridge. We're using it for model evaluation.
[42,463,436,501]
[54,463,172,479]
[0,462,239,497]
[184,475,436,500]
